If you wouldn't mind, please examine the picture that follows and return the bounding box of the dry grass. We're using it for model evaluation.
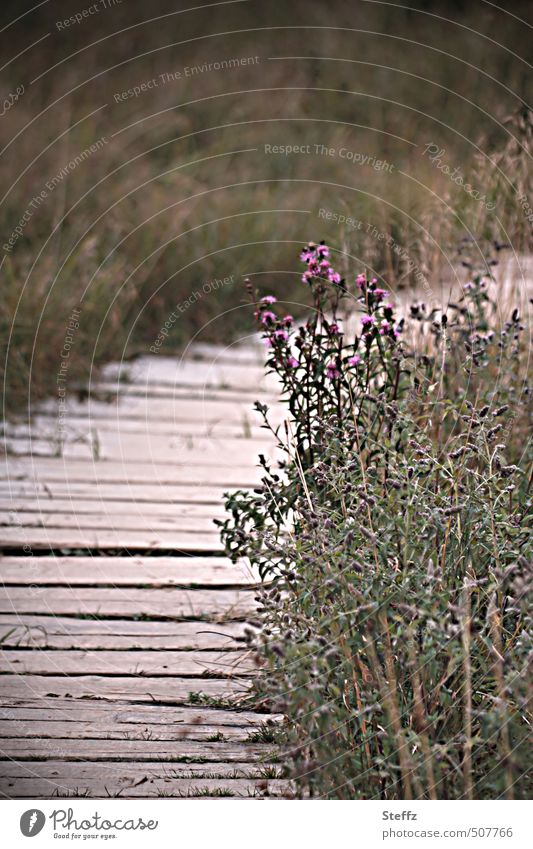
[0,0,531,413]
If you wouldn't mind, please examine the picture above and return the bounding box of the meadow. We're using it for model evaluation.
[0,0,531,413]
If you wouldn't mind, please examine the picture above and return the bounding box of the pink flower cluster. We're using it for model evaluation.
[253,244,403,383]
[300,242,341,285]
[356,273,402,343]
[326,361,341,380]
[255,296,298,371]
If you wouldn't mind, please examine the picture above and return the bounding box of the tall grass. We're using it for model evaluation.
[0,0,531,413]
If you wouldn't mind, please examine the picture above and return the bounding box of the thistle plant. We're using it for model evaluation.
[219,243,407,577]
[218,242,531,799]
[255,243,404,459]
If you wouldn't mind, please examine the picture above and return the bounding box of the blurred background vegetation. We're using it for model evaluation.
[0,0,531,413]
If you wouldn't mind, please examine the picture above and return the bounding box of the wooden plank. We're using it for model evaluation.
[0,527,223,551]
[0,556,257,587]
[34,396,282,426]
[2,413,268,440]
[0,760,277,779]
[0,698,279,727]
[0,587,258,618]
[0,499,226,517]
[0,649,257,677]
[0,428,272,466]
[101,356,270,390]
[0,719,261,741]
[0,511,225,534]
[188,342,264,365]
[0,737,273,762]
[0,776,287,798]
[0,482,233,504]
[0,616,253,650]
[2,457,265,486]
[88,383,279,403]
[0,675,249,703]
[2,433,275,466]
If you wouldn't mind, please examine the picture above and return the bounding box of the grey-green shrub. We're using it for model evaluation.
[220,242,532,799]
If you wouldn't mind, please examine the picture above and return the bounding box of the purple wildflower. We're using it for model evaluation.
[300,242,341,286]
[274,328,289,342]
[348,355,361,366]
[261,310,276,325]
[260,295,277,305]
[286,356,299,368]
[326,360,341,379]
[361,314,375,328]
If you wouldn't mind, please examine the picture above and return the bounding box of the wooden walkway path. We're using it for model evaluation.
[0,345,286,799]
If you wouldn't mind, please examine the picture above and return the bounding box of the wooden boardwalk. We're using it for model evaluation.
[0,345,286,799]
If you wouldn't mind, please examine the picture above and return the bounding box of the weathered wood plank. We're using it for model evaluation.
[187,343,264,365]
[0,675,249,703]
[0,499,226,517]
[0,587,258,617]
[2,413,268,440]
[0,556,257,587]
[0,511,224,534]
[0,719,261,741]
[0,755,286,798]
[2,433,276,466]
[89,380,278,405]
[34,395,281,426]
[0,759,280,780]
[0,776,288,798]
[0,482,232,504]
[0,649,257,677]
[0,737,273,762]
[0,698,279,726]
[0,527,223,551]
[0,616,252,650]
[2,457,264,486]
[101,356,270,391]
[0,428,275,466]
[68,382,278,403]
